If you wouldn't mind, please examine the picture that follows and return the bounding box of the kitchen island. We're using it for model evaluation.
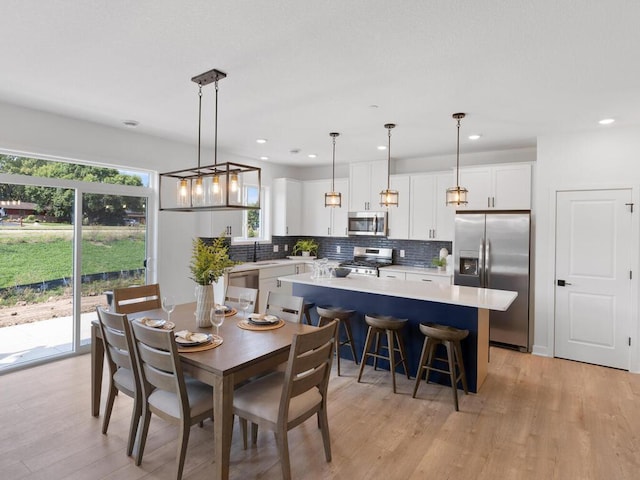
[279,273,517,392]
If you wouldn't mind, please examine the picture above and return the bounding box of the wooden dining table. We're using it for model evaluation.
[91,302,315,480]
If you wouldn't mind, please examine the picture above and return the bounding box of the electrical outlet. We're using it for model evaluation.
[400,249,405,258]
[336,245,341,254]
[273,245,279,253]
[284,244,288,251]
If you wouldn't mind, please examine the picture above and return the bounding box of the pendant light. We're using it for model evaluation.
[380,123,398,207]
[446,112,468,206]
[324,132,342,207]
[159,68,261,212]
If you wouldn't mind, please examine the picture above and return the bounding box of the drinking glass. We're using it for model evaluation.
[238,292,251,320]
[210,307,225,337]
[162,295,175,323]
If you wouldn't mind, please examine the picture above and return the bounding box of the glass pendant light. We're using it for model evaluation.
[380,123,398,207]
[325,132,342,207]
[446,113,468,206]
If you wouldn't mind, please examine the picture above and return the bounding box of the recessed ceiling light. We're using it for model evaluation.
[256,138,267,144]
[123,120,139,128]
[377,145,387,150]
[308,154,317,159]
[369,104,380,109]
[468,134,482,140]
[598,118,615,125]
[260,156,269,161]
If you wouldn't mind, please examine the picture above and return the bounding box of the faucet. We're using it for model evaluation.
[253,241,258,262]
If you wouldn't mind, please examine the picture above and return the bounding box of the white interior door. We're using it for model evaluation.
[554,189,632,369]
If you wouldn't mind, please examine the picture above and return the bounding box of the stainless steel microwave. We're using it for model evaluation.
[347,211,387,236]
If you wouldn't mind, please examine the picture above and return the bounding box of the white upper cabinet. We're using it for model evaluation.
[387,175,410,239]
[302,178,349,237]
[207,210,242,238]
[457,163,532,210]
[349,160,388,211]
[409,171,454,241]
[272,178,302,236]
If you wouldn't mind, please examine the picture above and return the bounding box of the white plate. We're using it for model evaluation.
[175,333,212,346]
[140,318,166,328]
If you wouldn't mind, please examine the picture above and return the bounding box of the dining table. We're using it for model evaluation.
[91,302,316,480]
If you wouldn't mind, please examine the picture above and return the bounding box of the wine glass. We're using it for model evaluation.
[162,295,175,324]
[210,307,225,337]
[238,292,251,320]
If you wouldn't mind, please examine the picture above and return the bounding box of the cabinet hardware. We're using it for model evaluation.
[629,337,632,346]
[487,197,491,208]
[286,226,289,234]
[421,279,432,282]
[492,197,495,208]
[277,279,281,288]
[328,227,330,235]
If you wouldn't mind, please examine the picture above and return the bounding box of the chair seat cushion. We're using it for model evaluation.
[113,367,136,394]
[149,377,213,419]
[233,371,322,424]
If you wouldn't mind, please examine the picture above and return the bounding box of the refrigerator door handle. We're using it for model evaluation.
[478,240,485,286]
[485,240,491,286]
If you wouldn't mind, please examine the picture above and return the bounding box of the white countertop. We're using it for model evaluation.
[279,272,517,311]
[229,258,336,273]
[379,265,452,277]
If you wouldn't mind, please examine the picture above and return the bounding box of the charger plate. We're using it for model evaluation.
[237,319,285,331]
[177,335,223,353]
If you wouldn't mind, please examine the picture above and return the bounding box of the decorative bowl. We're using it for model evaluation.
[334,267,351,278]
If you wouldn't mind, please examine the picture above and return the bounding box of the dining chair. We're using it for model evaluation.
[96,306,141,457]
[225,285,258,314]
[130,321,214,480]
[265,291,304,323]
[233,320,338,480]
[113,284,161,314]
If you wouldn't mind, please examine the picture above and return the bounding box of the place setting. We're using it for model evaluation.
[237,312,285,331]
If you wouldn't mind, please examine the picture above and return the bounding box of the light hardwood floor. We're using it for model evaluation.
[1,348,640,480]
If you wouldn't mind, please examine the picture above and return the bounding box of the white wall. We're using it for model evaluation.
[534,126,640,372]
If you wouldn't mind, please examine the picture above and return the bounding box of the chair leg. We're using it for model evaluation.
[251,422,259,446]
[126,394,142,457]
[445,341,460,411]
[135,408,152,466]
[395,331,410,379]
[275,429,292,480]
[413,337,430,398]
[343,318,359,364]
[239,417,248,450]
[335,319,342,376]
[424,338,439,384]
[387,329,397,393]
[318,406,332,462]
[101,384,117,435]
[373,330,382,370]
[357,326,375,383]
[176,421,191,480]
[454,340,469,395]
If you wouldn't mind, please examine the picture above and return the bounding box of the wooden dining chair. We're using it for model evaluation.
[224,285,258,314]
[96,306,141,457]
[265,291,304,323]
[113,284,161,314]
[233,320,338,480]
[130,322,214,480]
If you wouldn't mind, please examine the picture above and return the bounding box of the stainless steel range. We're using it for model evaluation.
[339,247,393,276]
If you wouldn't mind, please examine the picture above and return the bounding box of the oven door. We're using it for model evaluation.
[348,212,387,236]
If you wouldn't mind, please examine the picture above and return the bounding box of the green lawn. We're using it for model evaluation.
[0,227,145,288]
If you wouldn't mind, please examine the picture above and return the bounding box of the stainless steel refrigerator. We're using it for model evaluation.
[454,212,531,351]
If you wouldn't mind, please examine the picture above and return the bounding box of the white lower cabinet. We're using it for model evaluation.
[258,264,296,312]
[405,272,452,285]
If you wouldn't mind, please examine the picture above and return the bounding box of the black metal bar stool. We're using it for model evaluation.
[412,323,469,411]
[316,306,358,375]
[357,314,409,393]
[302,302,315,325]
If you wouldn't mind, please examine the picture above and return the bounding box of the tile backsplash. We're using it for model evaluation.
[202,236,452,267]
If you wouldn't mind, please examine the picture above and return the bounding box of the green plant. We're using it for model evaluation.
[432,257,447,268]
[189,236,237,285]
[292,238,318,256]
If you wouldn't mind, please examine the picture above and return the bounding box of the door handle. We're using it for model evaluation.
[557,280,572,286]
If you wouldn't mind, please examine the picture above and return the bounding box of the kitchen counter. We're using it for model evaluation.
[280,273,518,392]
[229,258,338,273]
[379,265,452,277]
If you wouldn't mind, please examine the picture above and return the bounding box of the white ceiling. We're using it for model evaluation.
[1,0,639,167]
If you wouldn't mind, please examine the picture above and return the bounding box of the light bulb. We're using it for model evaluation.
[194,177,203,196]
[212,175,220,194]
[230,173,239,193]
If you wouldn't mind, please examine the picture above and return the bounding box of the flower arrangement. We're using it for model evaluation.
[189,236,236,285]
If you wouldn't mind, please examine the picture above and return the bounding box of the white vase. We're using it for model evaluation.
[194,284,214,328]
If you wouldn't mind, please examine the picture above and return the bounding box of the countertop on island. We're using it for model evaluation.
[279,272,517,311]
[379,265,452,277]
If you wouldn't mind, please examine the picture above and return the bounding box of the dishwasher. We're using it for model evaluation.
[227,269,259,290]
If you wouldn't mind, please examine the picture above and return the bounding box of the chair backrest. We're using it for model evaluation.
[265,291,304,323]
[96,307,139,393]
[130,321,189,416]
[113,284,161,314]
[225,286,258,314]
[280,320,338,420]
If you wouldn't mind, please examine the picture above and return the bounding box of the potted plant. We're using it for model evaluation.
[432,257,447,272]
[292,238,319,257]
[190,235,237,327]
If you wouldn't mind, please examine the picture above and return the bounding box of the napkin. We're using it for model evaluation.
[175,330,209,343]
[248,313,279,323]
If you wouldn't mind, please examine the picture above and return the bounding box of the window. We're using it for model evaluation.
[233,185,270,243]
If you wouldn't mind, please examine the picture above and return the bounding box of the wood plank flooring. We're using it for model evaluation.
[1,347,640,479]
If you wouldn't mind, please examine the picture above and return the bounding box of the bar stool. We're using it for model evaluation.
[316,306,358,375]
[357,314,409,393]
[302,302,315,326]
[412,323,469,411]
